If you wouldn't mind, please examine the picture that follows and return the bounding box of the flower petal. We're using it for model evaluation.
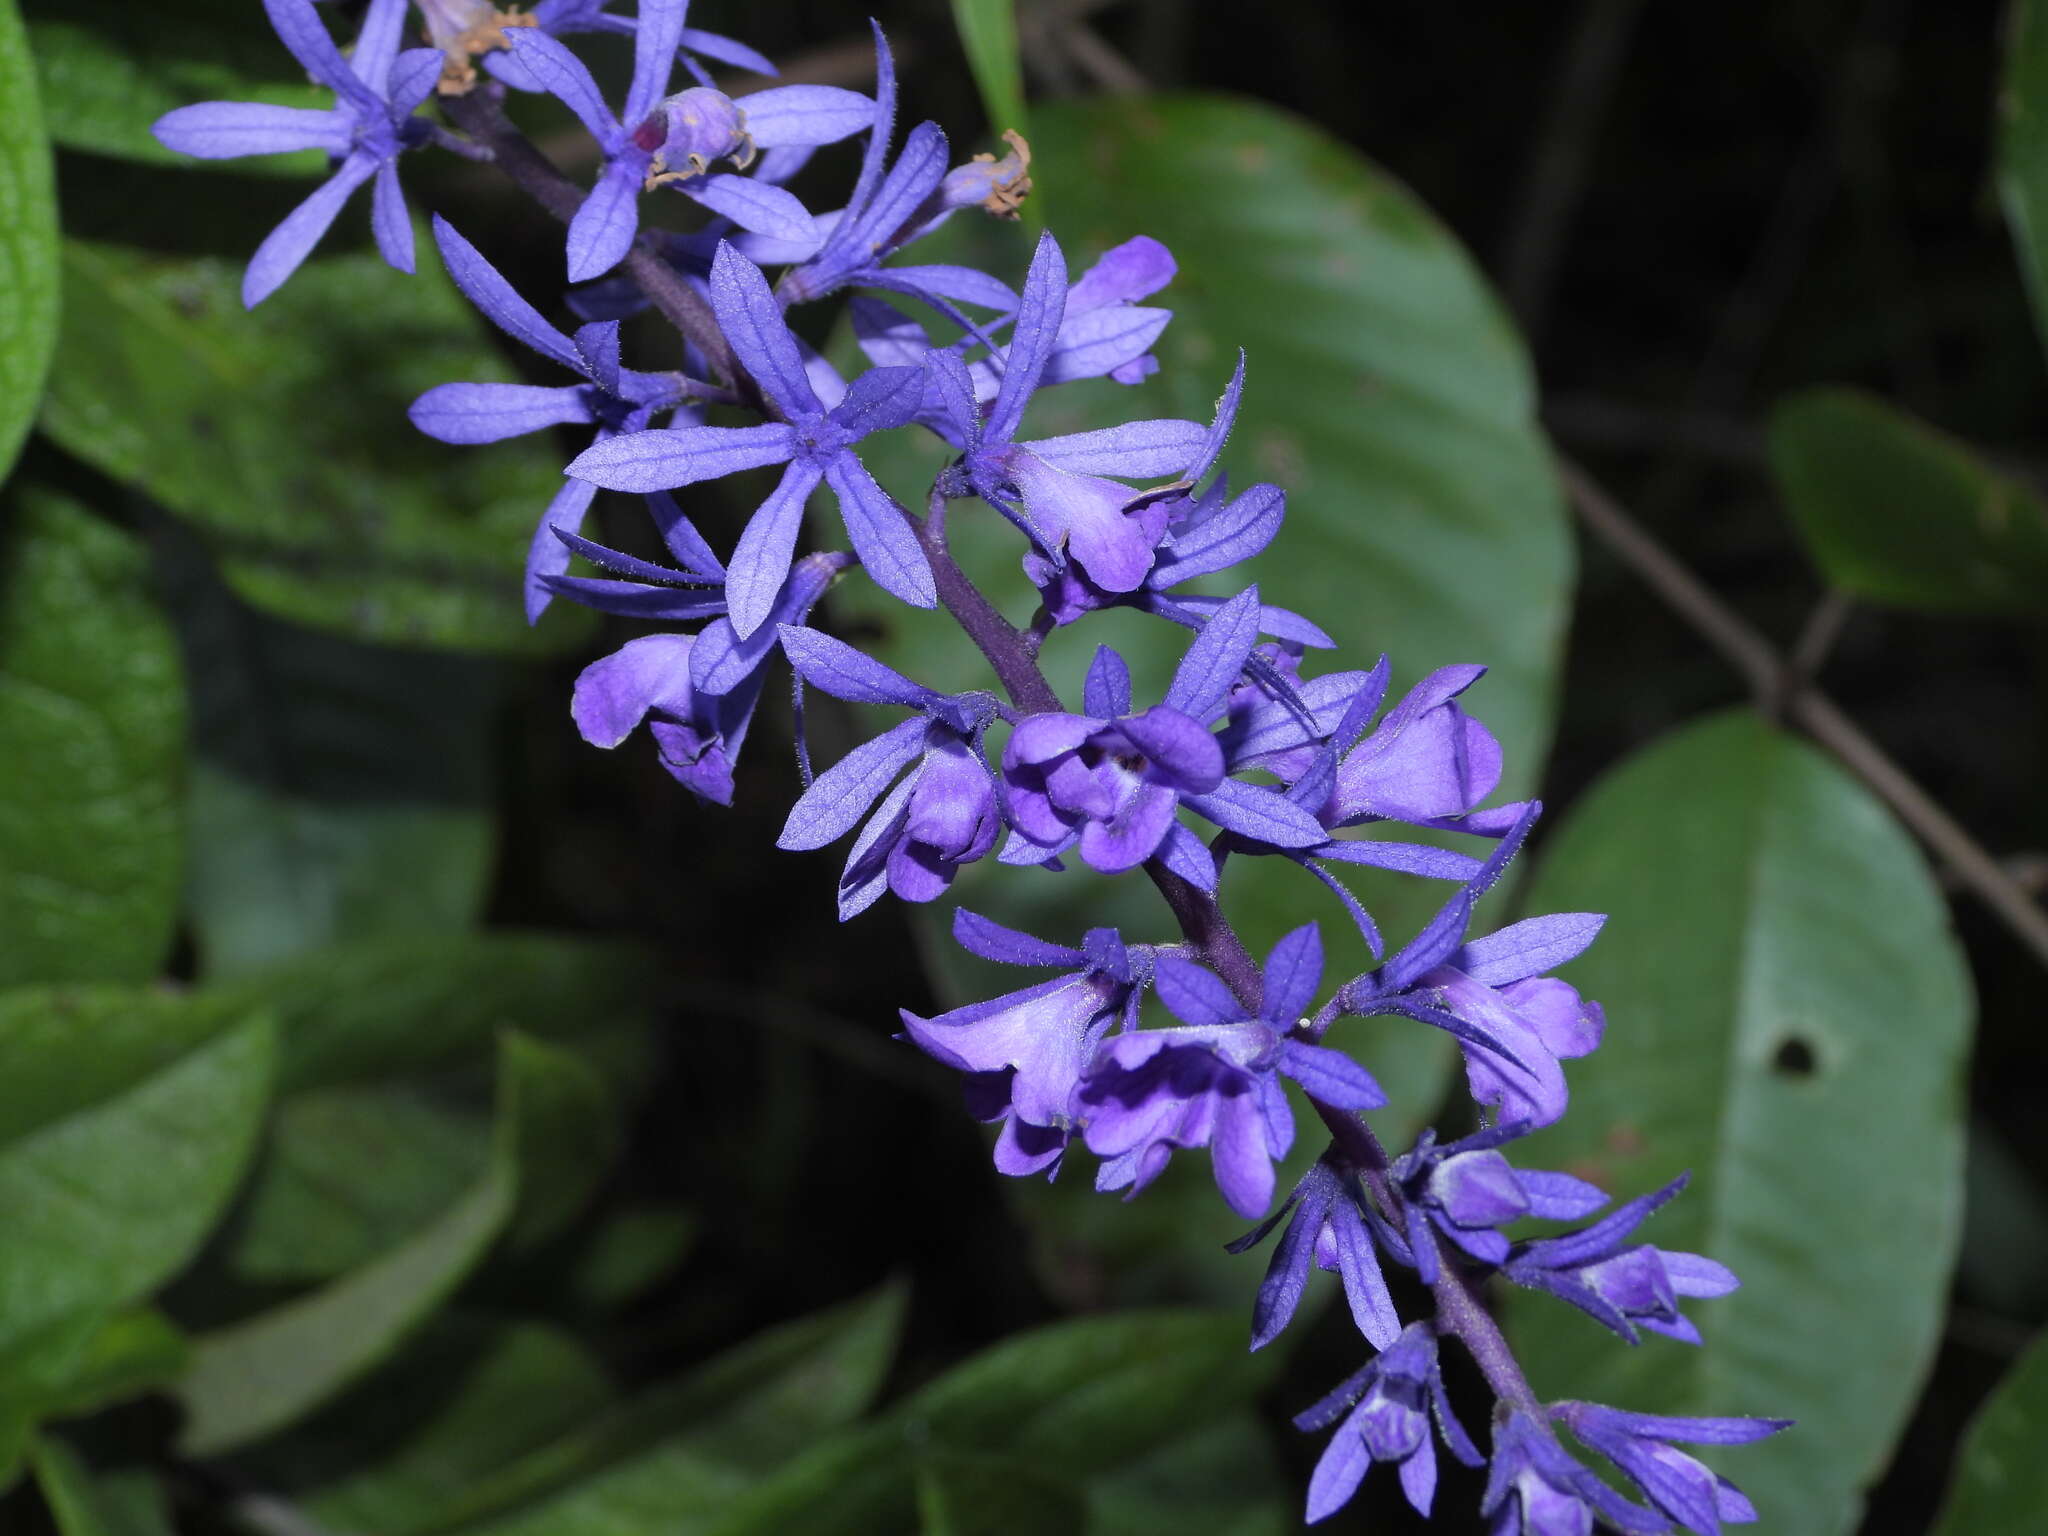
[151,101,349,160]
[243,151,377,307]
[727,459,827,638]
[779,715,929,850]
[709,241,821,415]
[567,159,644,282]
[569,421,797,492]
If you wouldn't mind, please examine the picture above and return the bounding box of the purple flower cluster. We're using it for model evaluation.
[153,5,1787,1528]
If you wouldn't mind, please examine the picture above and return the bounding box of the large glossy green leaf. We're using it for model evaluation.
[1084,1412,1289,1535]
[231,1315,616,1536]
[708,1309,1274,1534]
[2000,0,2048,359]
[1769,387,2048,617]
[23,0,328,174]
[0,0,58,478]
[1930,1328,2048,1534]
[0,989,273,1358]
[1505,710,1972,1535]
[447,1283,907,1536]
[842,91,1569,1299]
[174,1031,584,1455]
[40,240,581,653]
[0,490,185,988]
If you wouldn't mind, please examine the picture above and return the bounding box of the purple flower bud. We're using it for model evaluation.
[637,86,755,179]
[1552,1402,1789,1536]
[1504,1175,1741,1345]
[1482,1410,1669,1536]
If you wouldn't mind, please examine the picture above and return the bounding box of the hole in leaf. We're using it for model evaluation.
[1772,1037,1818,1078]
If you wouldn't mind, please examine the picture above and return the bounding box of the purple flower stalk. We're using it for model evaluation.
[150,0,440,306]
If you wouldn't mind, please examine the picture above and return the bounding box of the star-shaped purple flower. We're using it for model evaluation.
[1294,1325,1485,1524]
[504,3,849,279]
[1000,589,1329,880]
[409,217,695,619]
[568,242,938,636]
[902,910,1149,1178]
[150,0,440,306]
[1077,926,1385,1219]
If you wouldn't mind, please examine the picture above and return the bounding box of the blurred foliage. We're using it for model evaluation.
[0,0,2043,1532]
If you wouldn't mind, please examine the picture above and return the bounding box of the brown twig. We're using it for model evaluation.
[1561,458,2048,970]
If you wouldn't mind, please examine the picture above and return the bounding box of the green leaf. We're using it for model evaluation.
[23,0,329,174]
[36,1308,188,1419]
[708,1309,1274,1534]
[1930,1328,2048,1534]
[844,92,1569,1298]
[0,490,185,989]
[563,1205,698,1314]
[39,239,583,653]
[1505,710,1972,1535]
[0,0,58,480]
[174,1030,582,1455]
[225,1084,491,1285]
[946,0,1027,142]
[1768,387,2048,617]
[1084,1412,1289,1536]
[917,1448,1087,1535]
[1999,0,2048,360]
[0,989,274,1358]
[215,930,661,1092]
[232,1315,615,1536]
[499,1032,620,1249]
[32,1436,116,1536]
[447,1282,906,1535]
[157,538,502,975]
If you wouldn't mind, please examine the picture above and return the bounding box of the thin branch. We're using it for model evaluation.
[914,491,1063,714]
[1499,0,1646,344]
[1562,458,2048,970]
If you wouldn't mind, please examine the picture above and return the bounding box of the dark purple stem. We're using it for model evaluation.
[1157,860,1542,1415]
[438,87,744,392]
[915,490,1063,714]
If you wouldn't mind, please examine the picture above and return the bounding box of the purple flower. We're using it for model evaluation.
[408,217,695,619]
[503,5,845,278]
[901,911,1149,1177]
[767,31,1025,319]
[1332,822,1612,1125]
[926,232,1213,591]
[1503,1176,1741,1345]
[856,234,1176,401]
[1227,1156,1401,1350]
[1216,658,1526,947]
[1483,1410,1670,1536]
[775,627,1002,917]
[150,0,440,306]
[570,551,845,804]
[1077,926,1384,1219]
[1552,1403,1789,1536]
[1388,1122,1608,1281]
[1293,1325,1484,1523]
[567,242,938,636]
[426,1,776,95]
[1000,590,1328,879]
